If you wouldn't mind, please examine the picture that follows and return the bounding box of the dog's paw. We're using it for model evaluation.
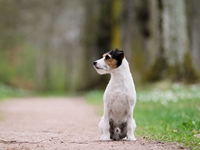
[126,135,136,141]
[100,135,110,141]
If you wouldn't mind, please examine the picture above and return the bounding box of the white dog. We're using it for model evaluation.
[93,49,136,141]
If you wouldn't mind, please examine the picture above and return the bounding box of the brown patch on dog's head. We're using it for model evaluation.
[103,48,124,69]
[103,53,118,69]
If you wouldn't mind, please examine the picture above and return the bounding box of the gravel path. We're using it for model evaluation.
[0,97,184,150]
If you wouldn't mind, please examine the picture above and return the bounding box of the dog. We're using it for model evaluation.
[93,48,136,141]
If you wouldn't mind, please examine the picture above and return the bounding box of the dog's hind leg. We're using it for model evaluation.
[126,116,136,140]
[98,109,110,140]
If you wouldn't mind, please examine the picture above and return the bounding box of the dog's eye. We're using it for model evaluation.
[105,55,110,60]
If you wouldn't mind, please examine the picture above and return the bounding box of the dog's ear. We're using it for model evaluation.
[109,48,124,67]
[110,48,124,60]
[115,48,124,60]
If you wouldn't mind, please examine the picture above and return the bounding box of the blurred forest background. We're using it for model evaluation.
[0,0,200,92]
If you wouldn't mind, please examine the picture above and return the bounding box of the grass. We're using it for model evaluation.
[0,83,30,101]
[85,82,200,148]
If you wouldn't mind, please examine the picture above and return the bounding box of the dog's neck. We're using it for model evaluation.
[109,58,133,85]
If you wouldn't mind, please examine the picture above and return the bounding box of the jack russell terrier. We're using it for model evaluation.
[93,48,136,141]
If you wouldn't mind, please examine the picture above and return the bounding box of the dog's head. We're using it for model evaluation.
[109,118,127,141]
[93,48,124,74]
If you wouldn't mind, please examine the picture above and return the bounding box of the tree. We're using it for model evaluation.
[143,0,198,82]
[187,0,200,72]
[162,0,198,82]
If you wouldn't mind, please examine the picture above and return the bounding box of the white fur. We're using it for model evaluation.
[94,57,136,141]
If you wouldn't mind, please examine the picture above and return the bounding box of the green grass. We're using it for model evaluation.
[85,83,200,148]
[0,83,30,101]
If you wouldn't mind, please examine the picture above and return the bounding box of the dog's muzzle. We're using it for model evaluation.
[93,61,100,69]
[93,61,97,66]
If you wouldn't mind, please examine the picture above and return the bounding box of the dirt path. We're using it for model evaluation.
[0,97,184,150]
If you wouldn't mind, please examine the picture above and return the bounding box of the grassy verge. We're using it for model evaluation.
[0,83,30,101]
[85,83,200,148]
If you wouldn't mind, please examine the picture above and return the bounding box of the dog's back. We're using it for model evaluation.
[104,57,136,122]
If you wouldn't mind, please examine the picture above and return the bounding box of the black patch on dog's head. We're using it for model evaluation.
[109,48,124,67]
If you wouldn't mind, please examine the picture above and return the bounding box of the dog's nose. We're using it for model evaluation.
[93,61,97,66]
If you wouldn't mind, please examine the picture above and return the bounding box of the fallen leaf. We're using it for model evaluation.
[192,129,197,134]
[173,129,178,133]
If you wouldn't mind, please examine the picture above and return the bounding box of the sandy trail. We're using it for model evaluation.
[0,97,184,150]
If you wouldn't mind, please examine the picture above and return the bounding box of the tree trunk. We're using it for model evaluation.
[187,0,200,72]
[141,0,167,81]
[121,0,135,61]
[162,0,188,66]
[162,0,198,82]
[111,0,122,49]
[143,0,198,82]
